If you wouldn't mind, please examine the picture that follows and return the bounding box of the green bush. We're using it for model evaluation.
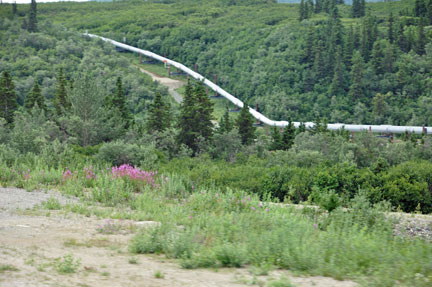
[97,140,158,167]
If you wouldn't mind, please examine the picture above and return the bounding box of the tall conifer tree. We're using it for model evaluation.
[146,92,171,133]
[28,0,38,33]
[416,18,426,55]
[236,104,256,145]
[388,12,394,43]
[25,81,46,112]
[0,71,18,124]
[348,52,365,102]
[53,68,70,116]
[282,119,296,150]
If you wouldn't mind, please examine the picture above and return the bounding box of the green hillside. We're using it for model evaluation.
[10,0,429,125]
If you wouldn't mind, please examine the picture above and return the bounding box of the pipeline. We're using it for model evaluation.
[85,33,431,135]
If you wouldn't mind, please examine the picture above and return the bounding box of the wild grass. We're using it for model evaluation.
[0,160,431,286]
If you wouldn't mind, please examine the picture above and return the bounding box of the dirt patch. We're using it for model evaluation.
[135,66,184,103]
[0,188,359,287]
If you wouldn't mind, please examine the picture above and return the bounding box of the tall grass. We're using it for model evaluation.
[0,158,431,286]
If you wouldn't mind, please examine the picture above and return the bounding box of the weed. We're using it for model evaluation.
[0,264,19,272]
[96,220,123,234]
[267,276,295,287]
[154,270,164,279]
[56,254,80,274]
[128,257,139,264]
[41,196,62,210]
[101,271,110,276]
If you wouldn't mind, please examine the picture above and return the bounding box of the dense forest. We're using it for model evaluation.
[4,0,429,125]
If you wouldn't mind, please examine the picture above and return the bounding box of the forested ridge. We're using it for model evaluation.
[5,0,429,125]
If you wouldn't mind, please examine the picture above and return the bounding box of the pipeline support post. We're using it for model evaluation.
[139,53,142,64]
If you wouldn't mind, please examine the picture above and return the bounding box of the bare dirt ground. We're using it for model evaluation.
[135,66,184,104]
[0,188,359,287]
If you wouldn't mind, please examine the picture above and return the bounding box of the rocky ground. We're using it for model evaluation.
[0,187,361,287]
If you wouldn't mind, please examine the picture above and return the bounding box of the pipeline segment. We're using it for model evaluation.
[85,33,431,135]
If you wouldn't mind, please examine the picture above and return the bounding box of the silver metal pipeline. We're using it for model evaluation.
[85,33,431,135]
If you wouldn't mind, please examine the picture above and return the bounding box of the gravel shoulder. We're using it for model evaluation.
[1,187,359,287]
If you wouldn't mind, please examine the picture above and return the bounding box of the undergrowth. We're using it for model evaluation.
[0,161,431,286]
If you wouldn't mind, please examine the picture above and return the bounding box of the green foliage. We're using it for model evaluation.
[56,254,80,274]
[41,196,62,210]
[97,140,158,167]
[146,91,171,133]
[217,105,233,134]
[53,68,69,116]
[25,81,46,112]
[60,74,125,146]
[177,80,214,154]
[236,104,256,145]
[0,71,18,124]
[311,187,341,212]
[28,0,38,33]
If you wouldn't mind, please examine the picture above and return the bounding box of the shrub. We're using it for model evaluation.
[97,140,158,167]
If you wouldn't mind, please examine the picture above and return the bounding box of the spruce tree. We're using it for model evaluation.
[351,0,360,18]
[359,0,365,17]
[0,71,18,124]
[299,0,306,21]
[146,92,171,133]
[298,122,306,134]
[315,0,322,13]
[178,80,196,151]
[329,47,347,95]
[28,0,37,33]
[416,18,426,55]
[53,68,70,116]
[12,2,17,16]
[108,77,132,128]
[303,26,315,66]
[428,0,432,25]
[282,119,296,150]
[348,52,365,102]
[388,12,394,43]
[236,104,256,145]
[269,125,283,151]
[193,81,214,141]
[177,80,214,154]
[397,21,407,52]
[371,40,385,75]
[310,117,322,135]
[25,81,46,112]
[313,40,326,80]
[414,0,427,17]
[218,106,233,134]
[344,25,354,67]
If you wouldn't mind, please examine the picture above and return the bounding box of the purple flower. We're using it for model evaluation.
[251,207,256,211]
[314,223,318,229]
[265,208,269,213]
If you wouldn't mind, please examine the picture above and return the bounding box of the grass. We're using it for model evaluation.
[267,276,295,287]
[0,264,19,272]
[128,257,139,264]
[1,162,431,286]
[41,196,62,210]
[154,270,164,279]
[56,254,81,274]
